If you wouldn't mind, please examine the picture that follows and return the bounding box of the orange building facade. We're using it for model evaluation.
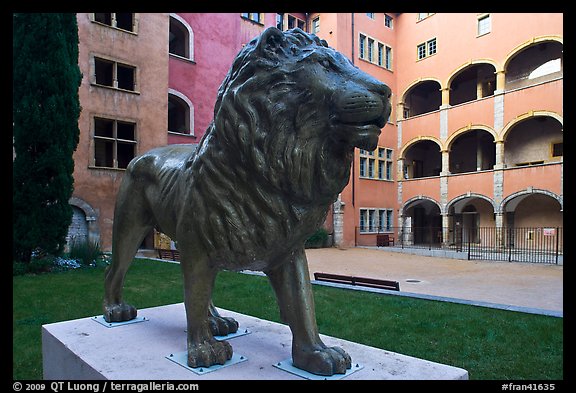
[69,13,562,254]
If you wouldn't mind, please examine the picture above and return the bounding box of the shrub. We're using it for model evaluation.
[305,228,329,248]
[67,240,104,267]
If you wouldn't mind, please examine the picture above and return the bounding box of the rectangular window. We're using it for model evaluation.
[360,208,393,233]
[359,33,392,70]
[417,38,437,60]
[385,46,392,70]
[368,158,375,177]
[93,117,137,169]
[368,209,376,232]
[368,38,374,62]
[360,147,393,180]
[477,14,491,36]
[385,209,393,231]
[552,142,563,157]
[417,13,434,21]
[93,13,135,32]
[287,14,305,30]
[427,38,437,55]
[242,13,262,24]
[384,14,393,28]
[312,17,320,33]
[417,43,426,60]
[366,13,375,19]
[359,157,366,177]
[93,57,136,91]
[359,210,367,232]
[276,13,284,30]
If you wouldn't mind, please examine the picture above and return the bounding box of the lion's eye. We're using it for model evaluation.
[320,59,331,69]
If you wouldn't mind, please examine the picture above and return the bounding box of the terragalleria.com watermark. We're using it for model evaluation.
[13,382,199,393]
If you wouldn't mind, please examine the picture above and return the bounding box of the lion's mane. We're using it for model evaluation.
[184,29,353,267]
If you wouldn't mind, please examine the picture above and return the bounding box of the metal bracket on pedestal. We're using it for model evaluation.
[273,359,364,380]
[91,315,148,328]
[166,351,248,375]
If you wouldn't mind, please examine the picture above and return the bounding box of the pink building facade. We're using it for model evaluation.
[71,13,562,254]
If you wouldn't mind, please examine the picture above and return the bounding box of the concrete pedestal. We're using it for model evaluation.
[42,303,468,380]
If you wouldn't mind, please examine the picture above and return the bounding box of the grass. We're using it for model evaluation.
[13,258,563,380]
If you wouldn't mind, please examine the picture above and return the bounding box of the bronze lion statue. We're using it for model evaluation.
[104,27,391,376]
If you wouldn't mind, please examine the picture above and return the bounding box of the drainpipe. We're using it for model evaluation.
[351,12,356,207]
[351,13,355,65]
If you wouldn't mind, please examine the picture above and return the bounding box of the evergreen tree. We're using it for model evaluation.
[13,13,82,263]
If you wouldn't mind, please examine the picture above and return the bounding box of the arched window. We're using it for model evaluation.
[169,14,194,61]
[168,90,194,135]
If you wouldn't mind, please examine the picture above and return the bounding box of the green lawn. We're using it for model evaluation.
[13,258,563,380]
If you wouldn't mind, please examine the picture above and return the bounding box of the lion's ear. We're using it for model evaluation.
[257,27,286,59]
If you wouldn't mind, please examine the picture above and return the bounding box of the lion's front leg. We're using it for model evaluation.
[266,248,351,376]
[180,252,233,368]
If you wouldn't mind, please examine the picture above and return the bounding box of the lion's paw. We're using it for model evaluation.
[103,302,137,322]
[208,315,239,337]
[187,338,233,368]
[293,345,352,376]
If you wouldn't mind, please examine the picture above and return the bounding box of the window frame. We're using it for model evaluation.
[168,89,195,137]
[92,116,138,170]
[417,37,437,61]
[241,13,264,25]
[359,208,394,233]
[91,13,138,34]
[312,16,320,33]
[91,55,139,93]
[360,147,394,181]
[384,14,393,28]
[359,32,393,70]
[477,13,491,37]
[169,14,194,62]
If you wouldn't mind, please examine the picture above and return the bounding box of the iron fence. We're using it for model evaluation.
[355,226,563,264]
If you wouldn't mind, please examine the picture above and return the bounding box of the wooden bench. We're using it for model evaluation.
[376,234,394,247]
[157,249,180,261]
[313,272,400,291]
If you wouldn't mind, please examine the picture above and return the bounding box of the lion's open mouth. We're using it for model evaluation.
[335,115,387,151]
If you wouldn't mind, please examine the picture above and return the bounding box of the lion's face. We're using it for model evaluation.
[211,27,392,202]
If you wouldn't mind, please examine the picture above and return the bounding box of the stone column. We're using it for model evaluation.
[494,212,504,247]
[442,213,451,246]
[396,102,405,122]
[495,70,506,94]
[332,194,345,247]
[494,140,505,170]
[441,150,450,176]
[441,87,451,108]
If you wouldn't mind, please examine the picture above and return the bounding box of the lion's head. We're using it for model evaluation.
[203,27,391,205]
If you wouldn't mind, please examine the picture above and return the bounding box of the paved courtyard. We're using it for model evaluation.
[305,247,563,314]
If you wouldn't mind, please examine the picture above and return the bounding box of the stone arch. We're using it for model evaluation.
[68,197,100,245]
[500,188,563,214]
[399,136,443,159]
[445,59,500,88]
[401,195,443,215]
[446,124,499,151]
[503,36,563,71]
[447,193,497,215]
[400,77,445,102]
[500,111,563,142]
